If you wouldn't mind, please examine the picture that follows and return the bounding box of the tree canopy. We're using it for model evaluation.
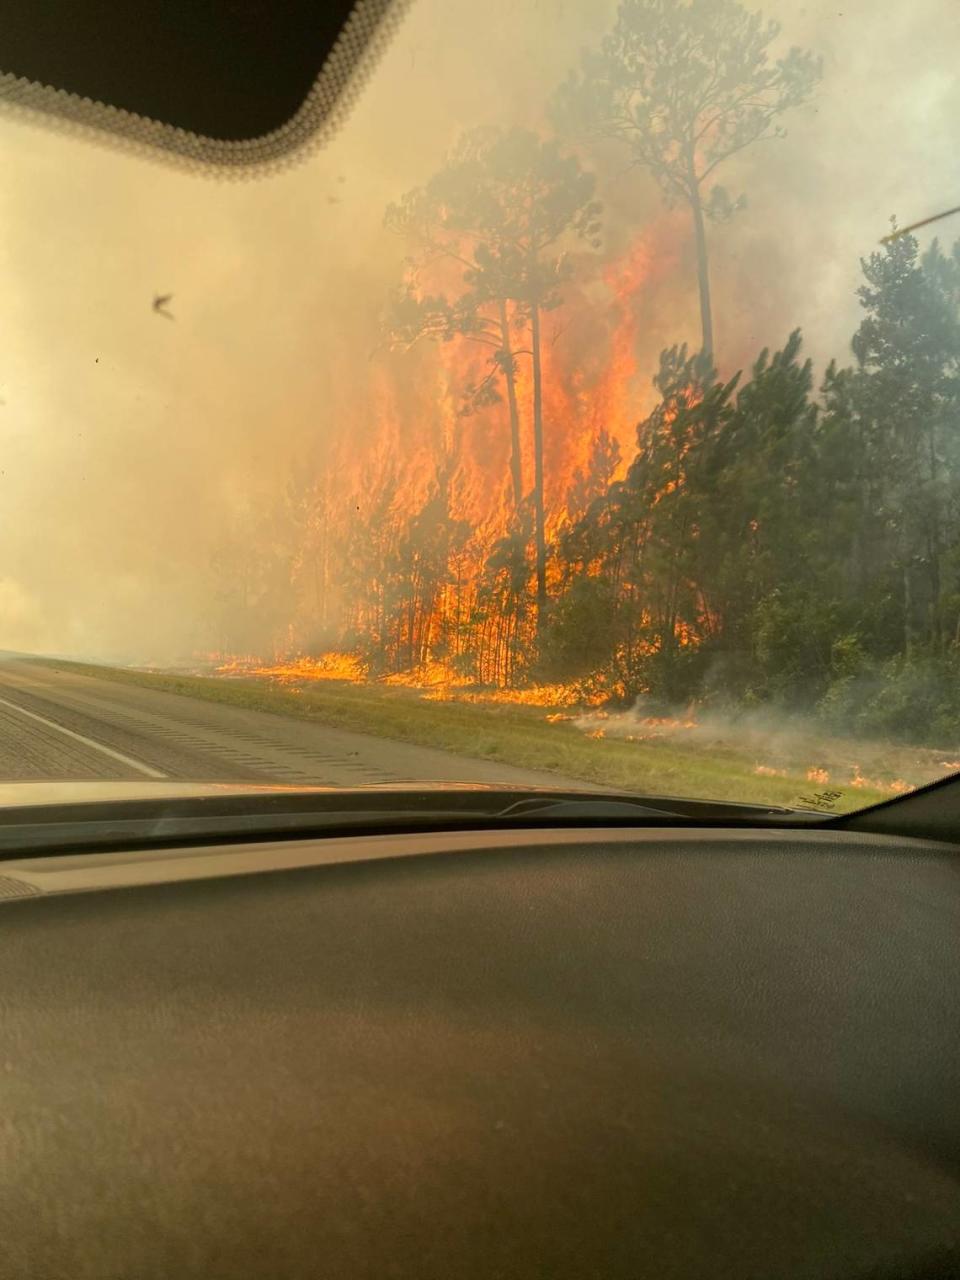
[555,0,820,358]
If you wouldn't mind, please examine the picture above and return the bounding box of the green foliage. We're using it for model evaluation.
[542,233,960,744]
[537,577,620,681]
[819,652,960,746]
[823,232,960,658]
[749,589,841,704]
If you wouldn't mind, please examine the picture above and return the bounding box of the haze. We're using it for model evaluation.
[0,0,957,662]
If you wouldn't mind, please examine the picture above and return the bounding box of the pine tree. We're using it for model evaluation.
[556,0,819,360]
[431,128,602,621]
[831,231,960,655]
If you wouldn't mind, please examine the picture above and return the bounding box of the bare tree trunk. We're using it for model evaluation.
[480,612,492,684]
[505,610,514,687]
[926,422,943,651]
[314,482,329,632]
[927,523,942,651]
[498,298,524,511]
[454,559,463,659]
[903,556,914,659]
[530,300,548,621]
[688,173,714,362]
[494,609,505,686]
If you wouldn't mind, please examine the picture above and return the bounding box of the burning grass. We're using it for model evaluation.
[214,653,366,684]
[211,654,603,708]
[572,701,941,802]
[37,656,956,813]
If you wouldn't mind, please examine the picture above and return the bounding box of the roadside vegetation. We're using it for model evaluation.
[39,658,916,811]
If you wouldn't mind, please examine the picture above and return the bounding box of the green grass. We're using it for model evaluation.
[36,657,899,813]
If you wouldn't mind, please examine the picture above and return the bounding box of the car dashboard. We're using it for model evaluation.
[1,824,959,1279]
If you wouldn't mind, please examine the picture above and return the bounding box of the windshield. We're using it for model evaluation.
[1,0,958,817]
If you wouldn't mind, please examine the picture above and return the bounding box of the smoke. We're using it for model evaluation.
[0,0,958,660]
[571,696,953,796]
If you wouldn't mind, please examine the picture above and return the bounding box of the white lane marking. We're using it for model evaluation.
[0,695,167,779]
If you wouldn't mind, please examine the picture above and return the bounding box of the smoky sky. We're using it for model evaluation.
[0,0,958,661]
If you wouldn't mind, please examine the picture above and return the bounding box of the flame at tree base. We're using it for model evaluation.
[207,650,605,707]
[212,652,367,684]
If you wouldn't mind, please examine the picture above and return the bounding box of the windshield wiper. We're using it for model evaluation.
[492,794,799,821]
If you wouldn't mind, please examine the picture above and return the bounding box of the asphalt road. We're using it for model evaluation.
[0,657,582,789]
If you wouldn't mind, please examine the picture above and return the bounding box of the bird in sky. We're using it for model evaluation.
[152,293,175,320]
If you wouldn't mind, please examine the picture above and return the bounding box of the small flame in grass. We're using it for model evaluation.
[571,709,699,741]
[472,684,595,707]
[848,767,911,793]
[381,661,608,707]
[940,760,960,770]
[384,660,463,691]
[806,767,829,784]
[755,764,787,777]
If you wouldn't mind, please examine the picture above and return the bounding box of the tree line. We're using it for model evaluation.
[544,229,960,745]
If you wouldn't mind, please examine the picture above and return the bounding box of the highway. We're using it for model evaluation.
[0,657,578,789]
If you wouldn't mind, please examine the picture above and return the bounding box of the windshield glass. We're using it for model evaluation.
[1,0,958,817]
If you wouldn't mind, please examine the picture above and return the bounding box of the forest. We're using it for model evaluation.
[211,0,960,748]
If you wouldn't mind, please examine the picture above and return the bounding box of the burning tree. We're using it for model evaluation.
[385,162,527,514]
[556,0,820,360]
[547,331,827,702]
[385,126,603,623]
